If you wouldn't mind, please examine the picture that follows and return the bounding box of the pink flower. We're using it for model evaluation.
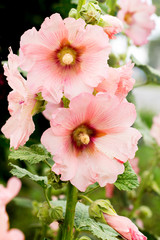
[101,15,123,39]
[1,49,36,149]
[95,62,135,100]
[117,0,155,46]
[0,177,22,206]
[20,13,111,102]
[104,214,147,240]
[0,178,24,240]
[151,113,160,145]
[41,92,141,191]
[0,204,24,240]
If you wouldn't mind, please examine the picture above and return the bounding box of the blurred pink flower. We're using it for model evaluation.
[41,92,141,191]
[151,113,160,145]
[0,178,24,240]
[104,214,147,240]
[118,0,155,46]
[101,15,123,39]
[0,205,24,240]
[96,62,135,100]
[20,13,111,102]
[1,49,36,149]
[0,177,21,206]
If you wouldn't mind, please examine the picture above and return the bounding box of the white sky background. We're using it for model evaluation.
[110,8,160,114]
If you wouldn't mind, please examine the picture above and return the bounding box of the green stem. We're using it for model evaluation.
[44,188,52,208]
[44,159,52,168]
[79,194,93,204]
[61,183,78,240]
[56,224,63,240]
[76,0,86,19]
[84,185,100,195]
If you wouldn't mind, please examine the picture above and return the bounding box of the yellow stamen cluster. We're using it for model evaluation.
[57,46,77,66]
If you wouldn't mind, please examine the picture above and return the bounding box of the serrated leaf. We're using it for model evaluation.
[131,55,160,85]
[9,163,48,188]
[114,161,139,191]
[52,200,119,240]
[9,144,52,165]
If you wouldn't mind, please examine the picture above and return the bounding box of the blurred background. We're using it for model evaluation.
[0,0,160,239]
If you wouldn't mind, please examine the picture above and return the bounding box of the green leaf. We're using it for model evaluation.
[9,163,48,188]
[114,161,139,191]
[9,144,52,165]
[131,55,160,85]
[13,197,33,208]
[52,200,119,240]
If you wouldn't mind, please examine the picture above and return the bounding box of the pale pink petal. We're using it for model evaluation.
[104,214,147,240]
[105,184,115,198]
[94,128,141,162]
[0,204,9,232]
[1,114,35,149]
[151,113,160,145]
[6,229,25,240]
[6,177,22,203]
[101,15,123,39]
[43,102,62,120]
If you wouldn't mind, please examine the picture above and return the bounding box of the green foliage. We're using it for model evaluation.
[52,200,120,240]
[152,0,160,16]
[9,144,52,165]
[9,163,48,188]
[131,56,160,85]
[114,161,139,191]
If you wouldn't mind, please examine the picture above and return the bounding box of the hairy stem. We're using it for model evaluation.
[61,183,78,240]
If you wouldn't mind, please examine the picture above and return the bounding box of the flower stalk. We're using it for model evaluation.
[61,182,78,240]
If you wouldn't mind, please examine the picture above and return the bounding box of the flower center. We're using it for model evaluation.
[72,124,94,148]
[124,12,134,25]
[57,46,77,66]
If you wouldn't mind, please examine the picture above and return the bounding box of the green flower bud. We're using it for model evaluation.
[108,53,120,68]
[37,201,53,224]
[31,92,47,115]
[138,206,152,219]
[79,1,101,24]
[89,199,116,223]
[49,206,63,221]
[47,170,66,189]
[69,8,77,19]
[32,201,42,216]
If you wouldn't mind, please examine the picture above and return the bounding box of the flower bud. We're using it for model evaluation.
[69,8,77,19]
[47,170,66,189]
[89,199,116,223]
[79,1,101,24]
[49,206,63,221]
[138,206,152,219]
[31,92,47,115]
[37,201,53,224]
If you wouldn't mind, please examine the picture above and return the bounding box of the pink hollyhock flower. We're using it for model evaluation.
[41,92,141,191]
[0,177,21,206]
[104,214,147,240]
[96,62,135,100]
[117,0,155,46]
[151,113,160,145]
[0,204,25,240]
[1,49,37,149]
[101,15,123,39]
[20,13,111,102]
